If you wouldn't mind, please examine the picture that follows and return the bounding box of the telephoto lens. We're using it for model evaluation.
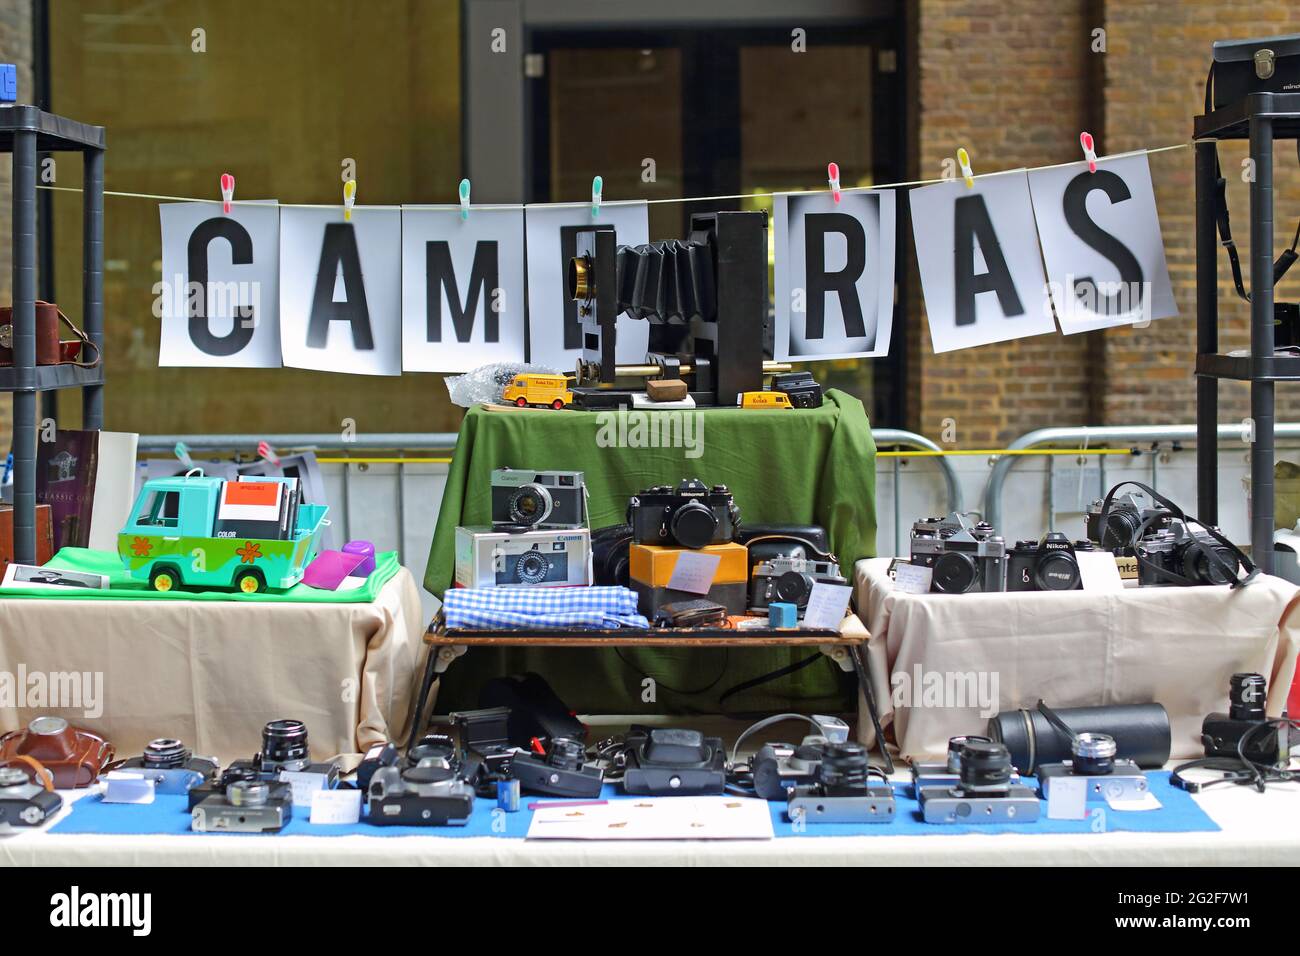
[1069,733,1118,775]
[141,738,191,769]
[816,741,870,794]
[958,740,1013,793]
[261,719,311,772]
[1229,673,1267,722]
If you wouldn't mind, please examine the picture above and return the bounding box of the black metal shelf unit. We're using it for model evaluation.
[1,105,105,564]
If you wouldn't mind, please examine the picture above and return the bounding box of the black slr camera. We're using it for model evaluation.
[1006,533,1086,591]
[1085,492,1171,555]
[1137,522,1243,587]
[186,719,339,810]
[910,514,1006,594]
[0,765,62,827]
[367,734,476,826]
[622,727,726,795]
[1202,673,1290,764]
[509,737,604,799]
[628,479,740,549]
[786,742,895,824]
[490,468,587,530]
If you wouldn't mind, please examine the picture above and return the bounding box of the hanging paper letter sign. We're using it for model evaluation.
[401,206,526,372]
[909,170,1055,353]
[158,201,281,368]
[773,189,896,360]
[1027,153,1177,334]
[524,202,650,369]
[279,206,402,376]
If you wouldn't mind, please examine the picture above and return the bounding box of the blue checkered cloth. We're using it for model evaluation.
[442,586,650,630]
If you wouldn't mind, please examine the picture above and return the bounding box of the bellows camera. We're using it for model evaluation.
[191,778,293,833]
[490,468,587,531]
[1006,533,1085,591]
[1037,733,1147,803]
[628,479,741,549]
[622,727,726,796]
[118,737,220,795]
[0,764,62,827]
[748,557,847,614]
[910,513,1006,594]
[509,737,604,799]
[367,733,476,826]
[786,741,895,825]
[918,740,1039,824]
[1202,672,1289,764]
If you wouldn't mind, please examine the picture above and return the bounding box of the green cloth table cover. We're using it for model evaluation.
[425,389,877,714]
[0,547,401,603]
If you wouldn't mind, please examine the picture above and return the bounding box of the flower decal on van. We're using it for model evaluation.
[236,541,262,564]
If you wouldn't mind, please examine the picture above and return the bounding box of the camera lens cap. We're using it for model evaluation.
[932,552,978,593]
[1036,551,1080,590]
[671,500,719,549]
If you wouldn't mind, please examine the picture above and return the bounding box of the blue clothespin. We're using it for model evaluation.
[591,175,603,218]
[459,179,471,221]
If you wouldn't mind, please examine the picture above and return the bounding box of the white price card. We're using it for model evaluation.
[1077,550,1125,592]
[802,582,853,630]
[893,563,933,594]
[666,551,721,595]
[309,788,362,825]
[1104,790,1162,812]
[1046,776,1088,820]
[280,770,331,807]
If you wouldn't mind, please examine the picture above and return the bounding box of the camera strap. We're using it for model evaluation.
[1205,64,1300,305]
[1096,480,1258,588]
[1035,699,1080,748]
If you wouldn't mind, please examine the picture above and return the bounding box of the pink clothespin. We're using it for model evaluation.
[1080,132,1098,173]
[827,162,842,203]
[220,173,235,214]
[256,440,281,467]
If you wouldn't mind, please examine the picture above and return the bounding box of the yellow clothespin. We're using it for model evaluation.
[343,179,357,221]
[957,148,974,188]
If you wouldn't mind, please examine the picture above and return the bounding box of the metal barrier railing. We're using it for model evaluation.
[981,423,1300,530]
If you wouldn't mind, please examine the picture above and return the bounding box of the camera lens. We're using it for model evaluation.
[932,551,978,593]
[1187,542,1237,586]
[946,734,991,774]
[547,737,586,771]
[0,766,29,789]
[508,483,553,527]
[670,498,719,549]
[408,734,458,768]
[774,571,814,605]
[262,719,310,771]
[515,550,551,584]
[1229,672,1267,721]
[567,255,593,301]
[1070,733,1117,775]
[143,738,191,769]
[1035,551,1080,590]
[817,741,870,790]
[227,779,269,808]
[1097,505,1142,550]
[958,740,1012,792]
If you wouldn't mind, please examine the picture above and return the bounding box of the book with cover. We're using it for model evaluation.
[36,430,99,551]
[213,480,287,540]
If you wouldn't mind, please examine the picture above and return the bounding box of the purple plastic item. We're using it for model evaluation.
[303,550,367,591]
[342,539,377,577]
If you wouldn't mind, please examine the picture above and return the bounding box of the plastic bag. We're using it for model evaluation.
[444,362,563,408]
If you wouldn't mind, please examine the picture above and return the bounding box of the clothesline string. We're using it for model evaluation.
[34,143,1192,210]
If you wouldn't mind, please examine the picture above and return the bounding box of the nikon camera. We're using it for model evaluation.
[490,468,587,530]
[1006,533,1086,591]
[749,557,847,614]
[628,479,740,549]
[910,514,1006,594]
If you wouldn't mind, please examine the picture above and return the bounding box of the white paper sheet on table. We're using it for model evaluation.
[526,797,774,840]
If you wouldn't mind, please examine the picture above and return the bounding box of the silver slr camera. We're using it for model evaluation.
[117,737,220,795]
[786,741,895,824]
[909,513,1006,594]
[1037,733,1147,802]
[918,740,1038,824]
[191,778,293,833]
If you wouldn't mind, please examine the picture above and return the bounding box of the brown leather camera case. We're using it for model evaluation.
[0,716,114,788]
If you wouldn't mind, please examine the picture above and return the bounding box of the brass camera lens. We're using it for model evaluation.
[568,255,593,301]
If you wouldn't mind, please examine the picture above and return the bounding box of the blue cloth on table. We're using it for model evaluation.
[442,586,649,630]
[50,772,1217,839]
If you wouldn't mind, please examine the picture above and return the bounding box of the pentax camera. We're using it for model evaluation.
[918,740,1039,824]
[628,479,741,549]
[909,735,1019,794]
[117,738,220,795]
[1037,733,1147,802]
[786,741,895,824]
[1202,673,1290,764]
[367,734,476,826]
[1137,523,1243,587]
[191,778,293,833]
[509,737,604,799]
[1006,533,1085,591]
[186,719,339,809]
[622,727,726,795]
[1085,493,1170,554]
[0,765,63,827]
[490,468,587,530]
[910,514,1006,594]
[748,556,847,614]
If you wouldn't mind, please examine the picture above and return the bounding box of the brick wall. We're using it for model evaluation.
[909,1,1300,446]
[0,1,33,444]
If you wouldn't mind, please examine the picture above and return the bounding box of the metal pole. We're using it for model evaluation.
[892,456,901,556]
[1195,140,1219,525]
[81,145,105,429]
[1249,115,1275,573]
[11,130,37,565]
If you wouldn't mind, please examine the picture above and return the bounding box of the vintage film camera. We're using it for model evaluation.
[490,468,587,531]
[186,719,338,810]
[451,707,516,788]
[0,764,62,827]
[497,539,574,586]
[191,778,293,833]
[918,740,1039,824]
[750,737,827,800]
[909,735,1019,794]
[771,371,823,408]
[117,738,220,795]
[1137,522,1244,587]
[786,742,895,824]
[367,733,476,826]
[1037,733,1148,803]
[1202,673,1291,764]
[509,737,604,799]
[456,526,592,589]
[1006,533,1086,591]
[748,556,848,614]
[1085,492,1170,555]
[566,211,767,407]
[622,727,726,796]
[909,513,1006,594]
[628,479,741,549]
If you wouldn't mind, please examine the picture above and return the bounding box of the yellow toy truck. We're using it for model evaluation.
[502,373,574,409]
